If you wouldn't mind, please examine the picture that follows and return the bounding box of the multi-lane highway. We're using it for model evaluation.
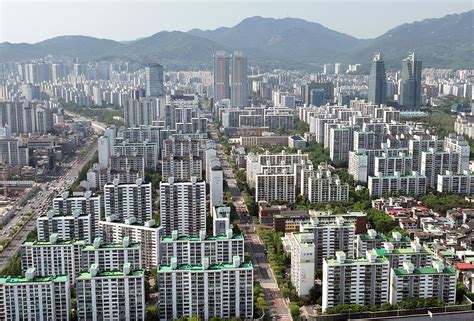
[0,113,105,271]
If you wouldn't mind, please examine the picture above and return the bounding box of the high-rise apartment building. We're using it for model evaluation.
[231,51,248,107]
[0,268,70,321]
[52,190,102,241]
[322,251,390,312]
[104,179,152,224]
[159,177,206,236]
[145,63,164,97]
[400,53,422,109]
[368,52,387,105]
[157,256,253,320]
[389,261,456,305]
[100,218,161,269]
[37,209,94,243]
[76,263,145,321]
[213,51,230,102]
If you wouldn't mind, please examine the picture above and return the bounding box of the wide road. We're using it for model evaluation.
[0,114,106,271]
[217,142,292,320]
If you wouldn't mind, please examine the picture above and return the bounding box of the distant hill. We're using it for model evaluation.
[349,10,474,69]
[0,10,472,70]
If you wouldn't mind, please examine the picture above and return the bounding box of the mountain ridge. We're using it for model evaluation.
[0,11,472,69]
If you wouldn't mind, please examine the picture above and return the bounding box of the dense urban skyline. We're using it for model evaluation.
[0,1,472,43]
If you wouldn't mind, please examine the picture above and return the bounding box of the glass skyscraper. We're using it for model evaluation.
[231,51,248,108]
[400,53,422,109]
[368,52,387,105]
[213,51,230,102]
[145,63,164,97]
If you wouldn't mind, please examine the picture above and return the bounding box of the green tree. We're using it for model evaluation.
[145,305,158,320]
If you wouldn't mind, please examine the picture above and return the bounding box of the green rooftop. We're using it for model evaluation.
[22,239,87,247]
[82,242,141,251]
[77,269,144,279]
[158,262,253,272]
[359,234,412,243]
[0,275,69,284]
[393,266,455,276]
[161,234,243,242]
[375,247,432,256]
[325,257,389,266]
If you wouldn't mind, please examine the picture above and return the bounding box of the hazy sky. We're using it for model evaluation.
[0,0,472,43]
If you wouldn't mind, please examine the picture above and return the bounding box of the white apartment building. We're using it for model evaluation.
[100,218,161,269]
[255,169,296,203]
[81,236,142,272]
[162,154,203,182]
[0,268,70,321]
[300,217,356,269]
[21,234,85,283]
[368,171,427,197]
[306,170,349,203]
[76,263,145,321]
[104,179,152,224]
[322,251,390,312]
[53,190,101,240]
[349,150,368,182]
[37,209,94,243]
[355,230,412,257]
[421,149,459,188]
[159,229,244,266]
[329,125,359,164]
[157,256,253,321]
[159,177,206,236]
[389,261,456,305]
[209,164,224,208]
[287,233,315,297]
[437,170,474,194]
[113,141,159,170]
[246,150,310,188]
[374,152,412,176]
[373,242,433,270]
[444,134,470,172]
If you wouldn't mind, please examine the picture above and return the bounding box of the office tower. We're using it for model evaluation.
[400,53,422,109]
[368,52,387,105]
[159,177,206,236]
[213,51,230,102]
[322,251,390,312]
[100,218,160,269]
[389,261,456,305]
[302,81,334,105]
[157,256,253,320]
[81,237,142,272]
[231,51,248,107]
[103,179,153,224]
[0,268,70,321]
[52,190,102,240]
[310,88,326,106]
[145,63,164,97]
[76,263,145,321]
